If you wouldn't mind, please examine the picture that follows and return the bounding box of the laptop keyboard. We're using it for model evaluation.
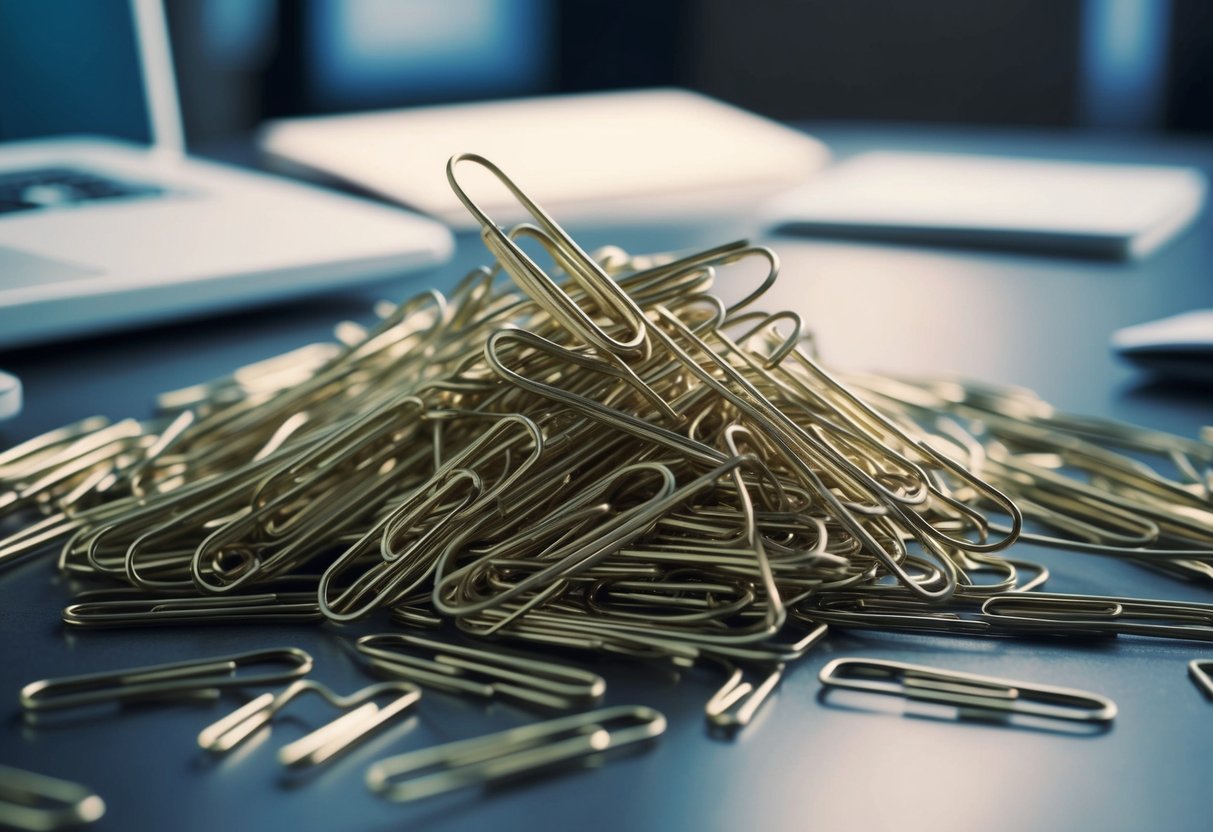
[0,167,164,215]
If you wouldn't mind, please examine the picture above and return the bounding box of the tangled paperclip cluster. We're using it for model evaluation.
[2,155,1213,675]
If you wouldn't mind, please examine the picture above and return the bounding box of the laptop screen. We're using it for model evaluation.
[0,0,151,144]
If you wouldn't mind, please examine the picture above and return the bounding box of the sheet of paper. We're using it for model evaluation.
[261,89,830,229]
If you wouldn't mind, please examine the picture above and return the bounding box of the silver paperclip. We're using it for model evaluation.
[0,765,105,831]
[366,704,665,803]
[705,663,784,730]
[199,679,421,767]
[20,647,313,712]
[1190,659,1213,699]
[355,633,605,710]
[980,592,1213,642]
[818,658,1117,723]
[62,587,322,628]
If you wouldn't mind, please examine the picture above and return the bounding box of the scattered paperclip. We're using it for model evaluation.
[705,663,784,730]
[354,633,605,710]
[1189,659,1213,699]
[199,679,421,768]
[20,647,313,713]
[980,592,1213,642]
[818,658,1117,723]
[0,765,105,831]
[62,584,322,628]
[366,704,666,803]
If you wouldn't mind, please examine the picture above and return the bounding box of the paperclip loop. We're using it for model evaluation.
[0,765,105,831]
[980,592,1213,642]
[818,658,1117,723]
[354,634,605,710]
[20,647,313,713]
[199,679,421,768]
[366,705,666,803]
[705,663,784,730]
[1189,660,1213,699]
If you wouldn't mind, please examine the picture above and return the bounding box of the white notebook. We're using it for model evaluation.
[260,89,830,230]
[766,151,1207,259]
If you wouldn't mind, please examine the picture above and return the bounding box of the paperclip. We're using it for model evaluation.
[0,765,105,831]
[980,592,1213,642]
[354,633,605,710]
[447,153,650,359]
[1189,659,1213,699]
[818,658,1117,723]
[366,704,665,803]
[705,663,784,729]
[62,587,322,628]
[20,647,313,712]
[199,679,421,767]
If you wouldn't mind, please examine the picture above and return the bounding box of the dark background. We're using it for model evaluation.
[162,0,1213,149]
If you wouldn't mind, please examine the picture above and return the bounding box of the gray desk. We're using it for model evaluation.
[1,125,1211,832]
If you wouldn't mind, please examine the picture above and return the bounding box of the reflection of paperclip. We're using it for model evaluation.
[1190,659,1213,699]
[818,658,1117,723]
[0,764,105,831]
[355,633,604,710]
[199,680,421,768]
[20,648,313,712]
[366,705,665,803]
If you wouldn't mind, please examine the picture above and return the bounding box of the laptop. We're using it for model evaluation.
[0,0,454,351]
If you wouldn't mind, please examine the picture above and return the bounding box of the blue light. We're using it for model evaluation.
[1080,0,1170,130]
[307,0,553,109]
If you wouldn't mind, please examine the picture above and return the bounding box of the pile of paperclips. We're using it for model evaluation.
[2,153,1212,719]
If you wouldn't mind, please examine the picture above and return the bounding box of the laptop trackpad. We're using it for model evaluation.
[0,245,100,291]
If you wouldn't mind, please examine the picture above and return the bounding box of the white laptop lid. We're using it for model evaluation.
[0,0,454,352]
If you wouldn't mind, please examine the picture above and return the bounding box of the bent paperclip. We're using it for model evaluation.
[354,633,605,710]
[366,704,666,803]
[199,679,421,767]
[705,663,784,730]
[818,658,1117,723]
[0,765,105,831]
[19,647,313,712]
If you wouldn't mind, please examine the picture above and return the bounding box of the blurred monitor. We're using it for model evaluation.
[0,0,151,143]
[0,0,452,350]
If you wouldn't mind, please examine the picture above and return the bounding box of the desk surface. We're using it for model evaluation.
[1,125,1211,832]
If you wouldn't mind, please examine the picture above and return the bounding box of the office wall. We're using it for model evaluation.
[162,0,1207,146]
[685,0,1083,125]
